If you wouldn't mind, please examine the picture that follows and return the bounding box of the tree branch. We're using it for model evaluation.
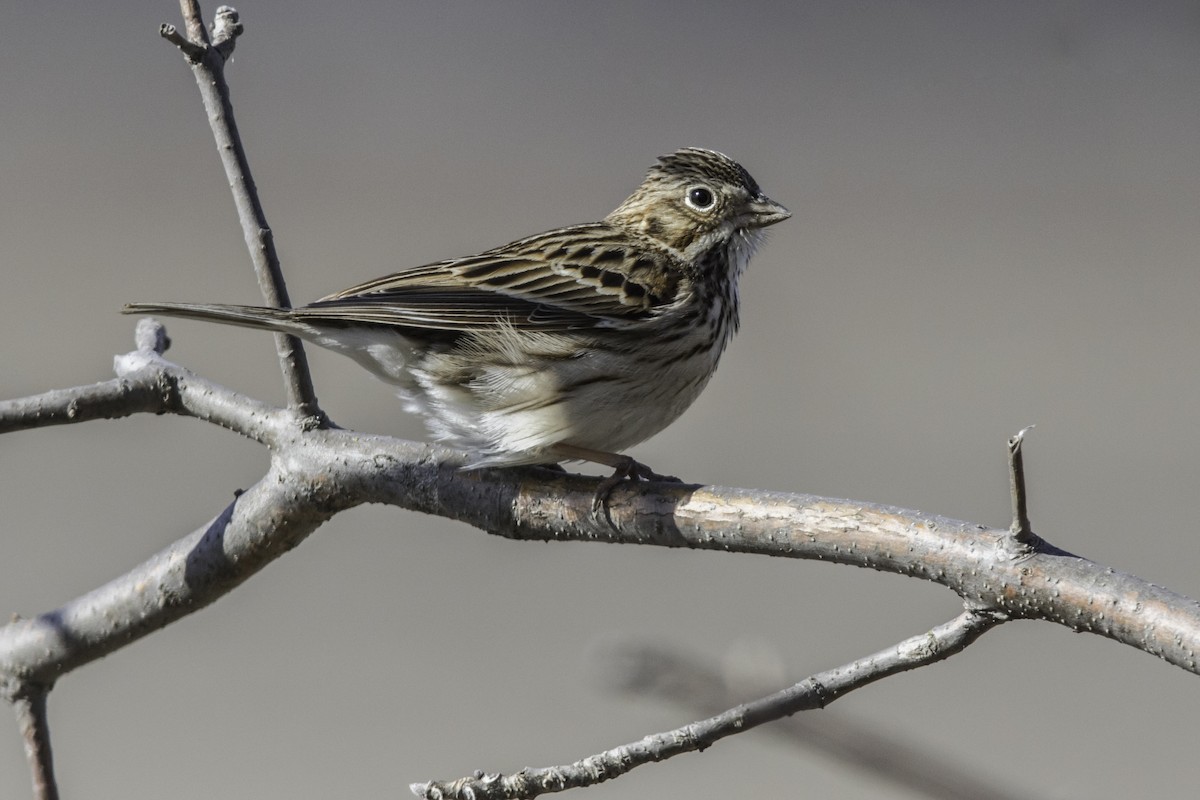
[2,5,1195,797]
[3,340,1199,690]
[597,640,1034,800]
[0,376,166,434]
[159,2,321,420]
[0,320,286,444]
[410,611,1001,800]
[0,473,336,685]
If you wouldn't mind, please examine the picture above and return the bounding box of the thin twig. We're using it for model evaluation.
[159,23,202,60]
[11,688,58,800]
[178,0,210,46]
[600,641,1034,800]
[0,321,283,443]
[410,611,1002,800]
[161,3,322,420]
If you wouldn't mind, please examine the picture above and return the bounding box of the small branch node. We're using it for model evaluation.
[804,675,832,708]
[211,6,243,59]
[134,317,170,355]
[1007,425,1035,546]
[293,408,329,432]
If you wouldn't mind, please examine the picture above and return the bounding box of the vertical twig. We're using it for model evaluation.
[13,688,58,800]
[162,2,322,421]
[1007,426,1035,545]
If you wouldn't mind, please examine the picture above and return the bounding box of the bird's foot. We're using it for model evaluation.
[591,455,681,513]
[545,443,682,515]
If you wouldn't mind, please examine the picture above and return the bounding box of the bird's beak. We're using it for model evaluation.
[746,195,792,228]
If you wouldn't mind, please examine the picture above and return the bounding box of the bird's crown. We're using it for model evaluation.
[648,147,762,197]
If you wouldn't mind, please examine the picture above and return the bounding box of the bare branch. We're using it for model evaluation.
[159,3,321,419]
[1,319,167,434]
[112,334,295,443]
[4,10,1196,795]
[599,641,1034,800]
[10,688,57,800]
[3,339,1198,689]
[375,459,1199,674]
[0,320,286,444]
[0,376,166,434]
[0,469,340,685]
[410,611,1001,800]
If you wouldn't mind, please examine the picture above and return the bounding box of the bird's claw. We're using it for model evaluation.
[591,457,681,514]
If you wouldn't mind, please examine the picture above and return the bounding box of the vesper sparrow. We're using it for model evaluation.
[125,147,790,499]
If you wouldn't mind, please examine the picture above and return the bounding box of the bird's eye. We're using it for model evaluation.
[684,185,716,212]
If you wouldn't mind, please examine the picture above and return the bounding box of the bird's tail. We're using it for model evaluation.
[122,302,315,336]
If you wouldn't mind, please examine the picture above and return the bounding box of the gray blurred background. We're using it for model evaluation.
[2,1,1199,797]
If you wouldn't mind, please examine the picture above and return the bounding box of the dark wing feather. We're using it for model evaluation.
[298,223,682,333]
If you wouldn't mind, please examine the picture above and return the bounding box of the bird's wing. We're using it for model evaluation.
[299,224,683,333]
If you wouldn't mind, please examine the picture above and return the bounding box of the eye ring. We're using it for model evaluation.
[684,185,716,212]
